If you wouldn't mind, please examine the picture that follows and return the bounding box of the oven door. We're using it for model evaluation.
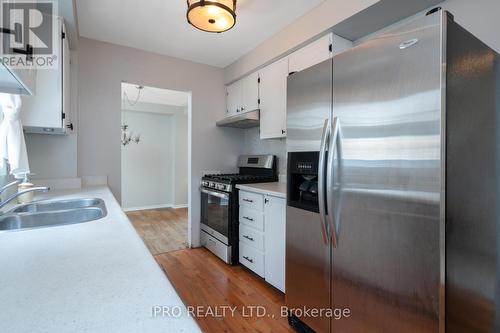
[200,187,231,244]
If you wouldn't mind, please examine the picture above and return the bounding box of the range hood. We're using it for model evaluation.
[216,109,260,129]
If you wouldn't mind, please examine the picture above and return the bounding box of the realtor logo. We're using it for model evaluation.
[0,0,58,69]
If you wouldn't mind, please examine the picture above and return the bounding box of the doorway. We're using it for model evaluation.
[120,82,189,255]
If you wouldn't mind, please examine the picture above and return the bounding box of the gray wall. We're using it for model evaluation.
[25,51,79,180]
[77,38,242,247]
[243,128,286,179]
[442,0,500,53]
[224,0,500,83]
[224,0,378,82]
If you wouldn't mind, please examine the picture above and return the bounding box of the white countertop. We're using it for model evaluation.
[0,186,200,333]
[236,182,286,198]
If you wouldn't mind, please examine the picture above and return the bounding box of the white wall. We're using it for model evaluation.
[121,100,188,210]
[173,108,188,207]
[121,110,174,210]
[77,38,243,247]
[224,0,378,82]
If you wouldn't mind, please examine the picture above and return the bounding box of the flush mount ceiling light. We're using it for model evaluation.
[186,0,237,33]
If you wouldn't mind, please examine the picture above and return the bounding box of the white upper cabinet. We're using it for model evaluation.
[259,57,288,140]
[288,33,333,75]
[226,71,259,116]
[21,16,70,134]
[241,71,259,113]
[226,80,241,116]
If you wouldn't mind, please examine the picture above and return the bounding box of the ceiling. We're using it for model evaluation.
[75,0,325,68]
[122,83,189,107]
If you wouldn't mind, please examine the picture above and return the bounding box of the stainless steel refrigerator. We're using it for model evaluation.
[286,9,499,333]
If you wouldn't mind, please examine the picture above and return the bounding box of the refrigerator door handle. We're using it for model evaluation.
[327,117,341,248]
[318,119,330,245]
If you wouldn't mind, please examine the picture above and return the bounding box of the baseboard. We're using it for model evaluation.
[122,203,173,212]
[172,204,188,209]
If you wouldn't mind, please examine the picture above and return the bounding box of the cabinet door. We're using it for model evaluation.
[259,57,288,139]
[226,80,242,116]
[241,71,259,113]
[21,16,64,132]
[288,33,332,74]
[264,195,286,292]
[62,21,70,129]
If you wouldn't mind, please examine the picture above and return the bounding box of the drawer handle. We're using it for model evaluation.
[243,216,254,222]
[243,199,254,203]
[243,256,254,263]
[243,235,254,242]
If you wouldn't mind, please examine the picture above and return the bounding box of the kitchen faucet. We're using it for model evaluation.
[0,179,22,196]
[0,180,50,211]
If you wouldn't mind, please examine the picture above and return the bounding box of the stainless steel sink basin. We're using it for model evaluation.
[12,198,105,213]
[0,198,107,232]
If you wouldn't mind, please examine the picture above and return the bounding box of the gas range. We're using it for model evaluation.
[200,155,277,264]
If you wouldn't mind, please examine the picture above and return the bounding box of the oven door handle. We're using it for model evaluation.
[200,187,230,199]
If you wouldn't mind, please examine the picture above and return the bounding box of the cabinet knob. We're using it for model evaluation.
[281,129,286,135]
[264,198,269,204]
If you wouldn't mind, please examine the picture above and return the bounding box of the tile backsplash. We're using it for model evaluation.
[243,128,287,179]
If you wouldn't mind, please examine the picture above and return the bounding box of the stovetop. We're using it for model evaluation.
[201,155,277,193]
[201,173,277,192]
[203,173,275,183]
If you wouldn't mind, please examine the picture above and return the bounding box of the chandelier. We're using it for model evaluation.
[186,0,237,33]
[121,85,143,146]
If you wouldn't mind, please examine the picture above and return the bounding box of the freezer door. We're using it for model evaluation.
[286,59,333,333]
[330,13,443,332]
[287,59,332,152]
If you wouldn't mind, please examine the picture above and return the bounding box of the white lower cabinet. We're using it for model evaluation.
[263,195,286,292]
[239,190,286,292]
[239,242,265,277]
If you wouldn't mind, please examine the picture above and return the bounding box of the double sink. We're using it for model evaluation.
[0,198,107,232]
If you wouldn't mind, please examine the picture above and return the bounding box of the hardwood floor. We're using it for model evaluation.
[155,248,295,333]
[127,208,188,255]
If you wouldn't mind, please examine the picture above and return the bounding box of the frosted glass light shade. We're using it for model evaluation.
[187,0,237,33]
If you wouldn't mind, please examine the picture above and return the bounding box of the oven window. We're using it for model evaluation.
[201,190,230,239]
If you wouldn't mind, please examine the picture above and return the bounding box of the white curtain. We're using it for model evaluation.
[0,93,30,179]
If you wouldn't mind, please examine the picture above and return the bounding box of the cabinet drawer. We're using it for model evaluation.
[239,242,265,277]
[239,191,264,211]
[201,231,231,264]
[239,224,264,251]
[239,206,264,231]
